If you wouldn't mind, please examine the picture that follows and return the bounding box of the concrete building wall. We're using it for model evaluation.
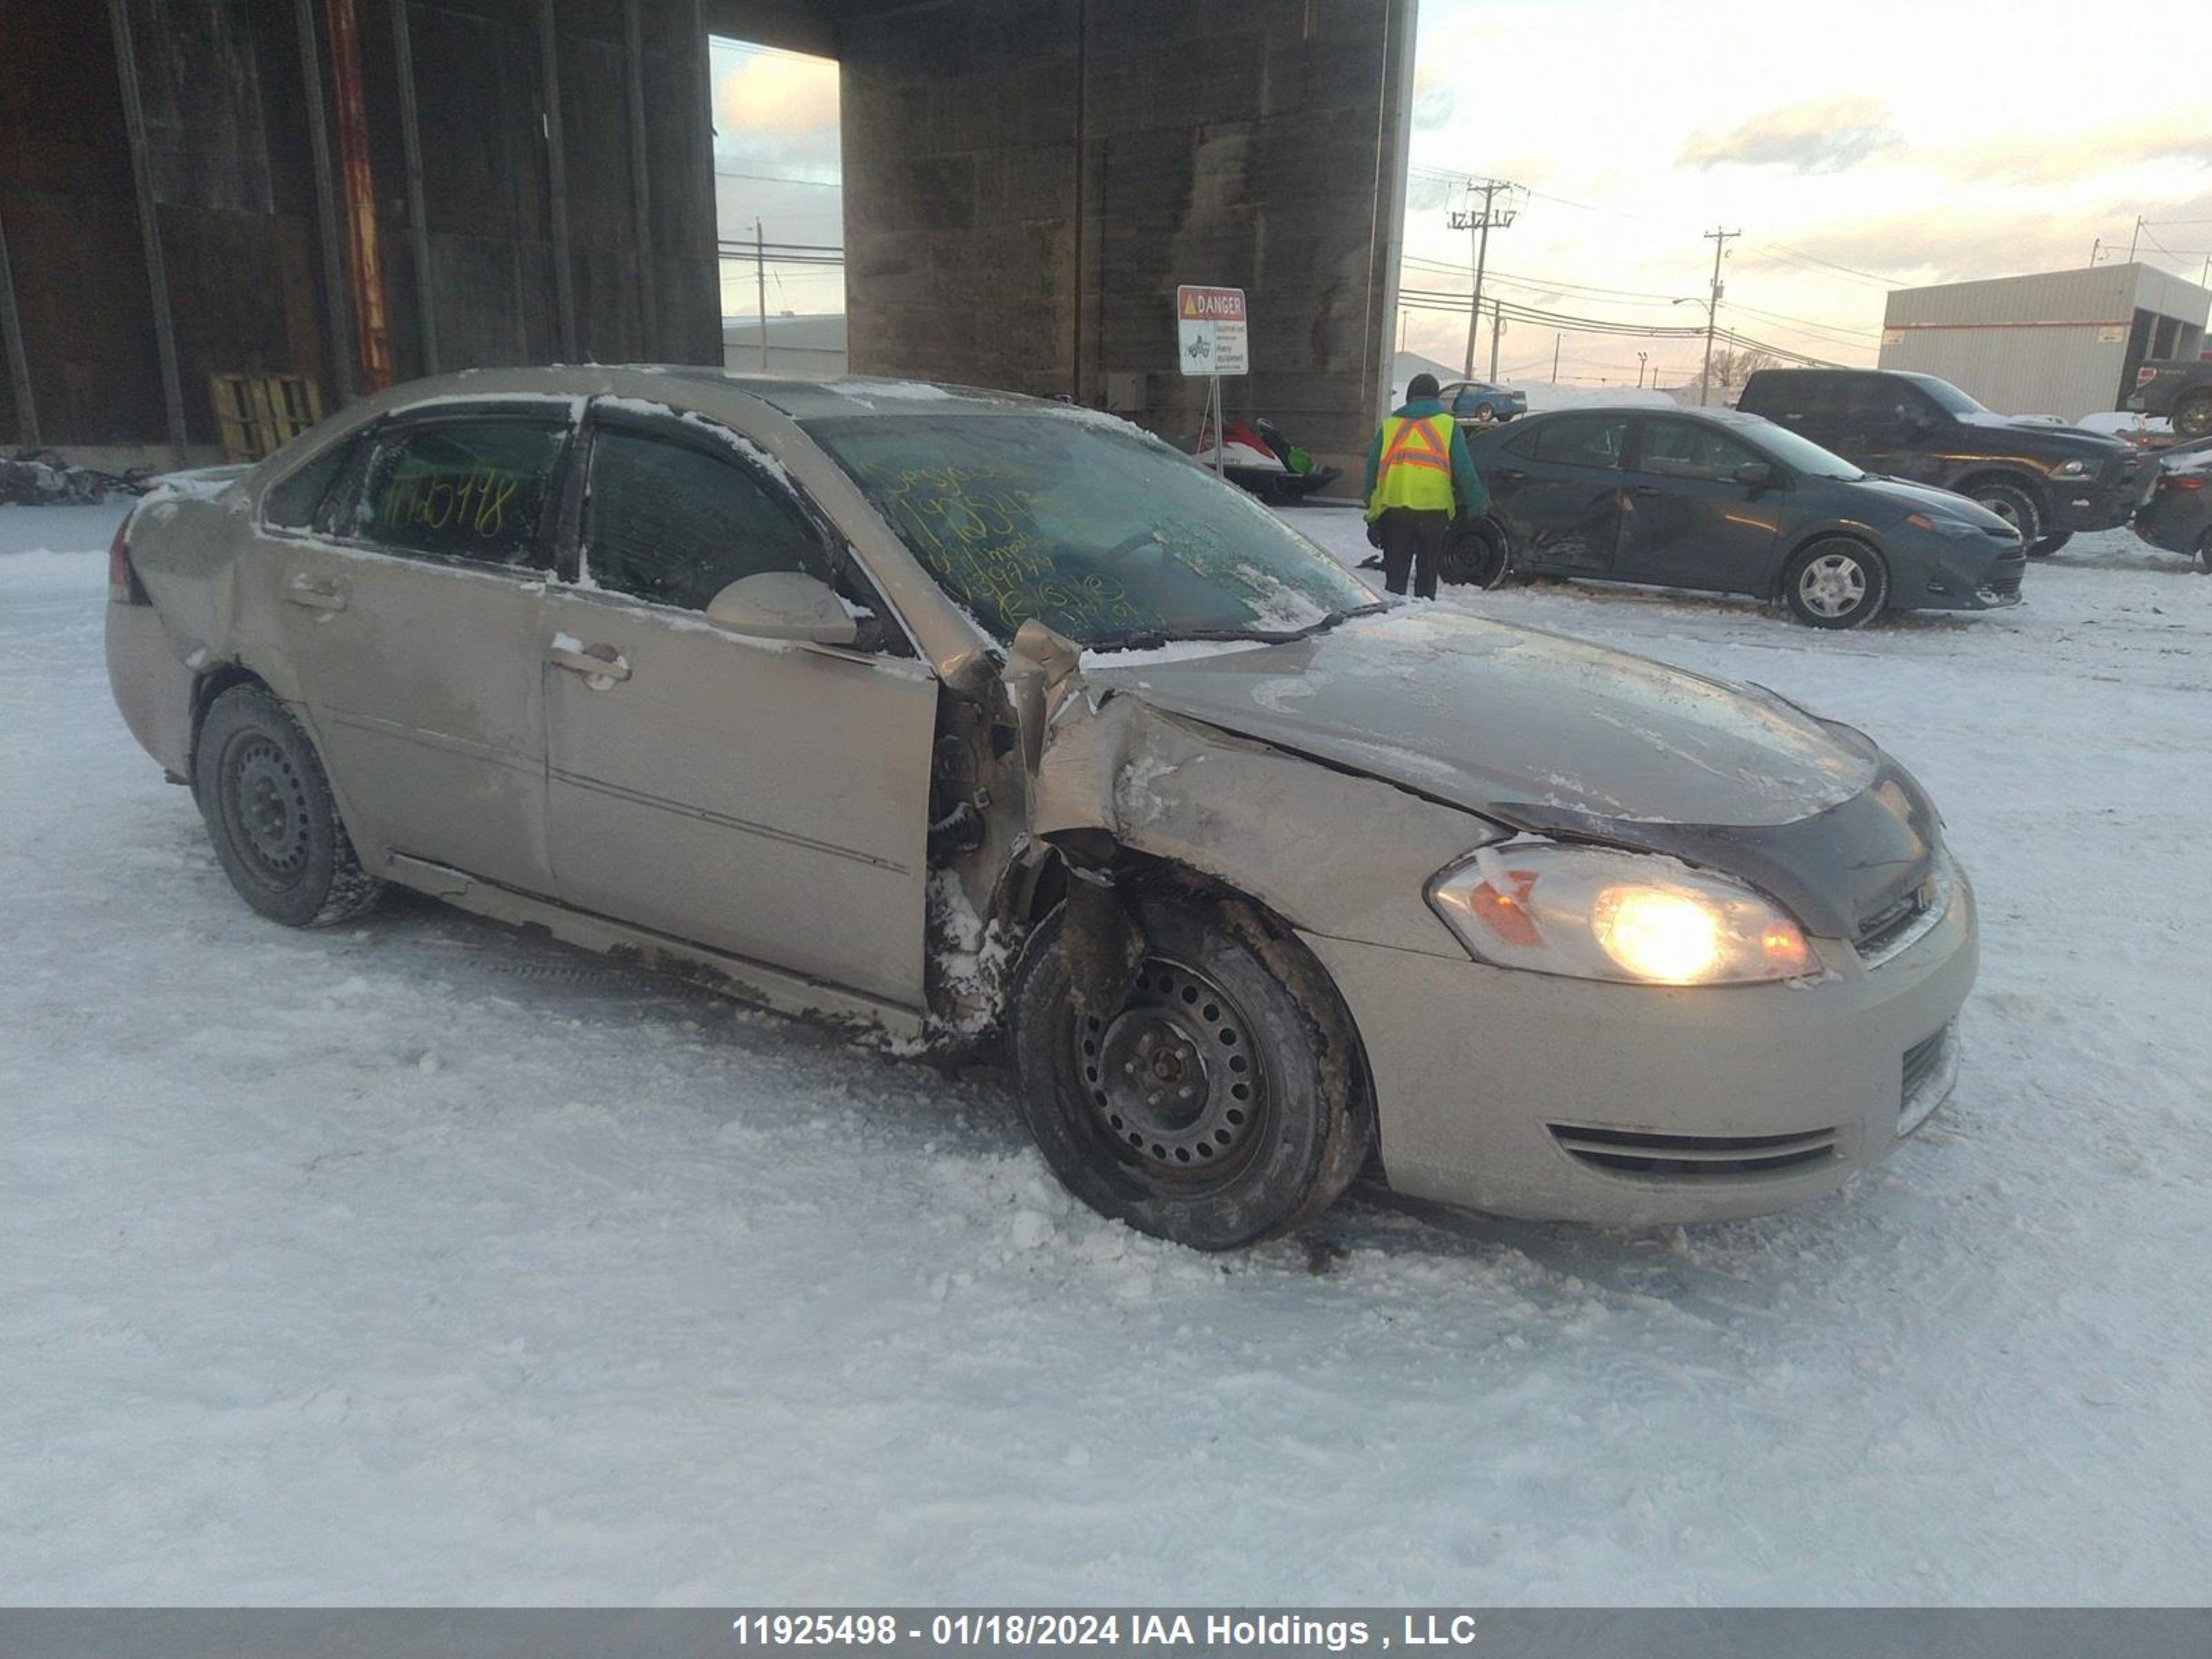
[836,0,1414,476]
[1880,263,2211,420]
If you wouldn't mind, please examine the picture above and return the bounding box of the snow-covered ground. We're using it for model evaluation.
[3,497,2210,1604]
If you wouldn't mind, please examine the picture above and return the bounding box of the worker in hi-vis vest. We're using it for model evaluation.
[1361,373,1488,600]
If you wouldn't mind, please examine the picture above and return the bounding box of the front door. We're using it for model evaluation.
[540,409,939,1011]
[268,406,570,894]
[1485,413,1629,572]
[1613,417,1785,596]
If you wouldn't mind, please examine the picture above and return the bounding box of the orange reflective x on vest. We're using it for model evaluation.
[1366,413,1457,518]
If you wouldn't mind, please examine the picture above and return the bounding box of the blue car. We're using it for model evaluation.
[1440,379,1528,425]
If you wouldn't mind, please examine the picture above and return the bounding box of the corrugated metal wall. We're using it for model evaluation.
[0,0,722,456]
[1879,264,2211,420]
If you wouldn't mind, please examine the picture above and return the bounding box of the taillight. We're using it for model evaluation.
[107,512,147,603]
[2137,366,2159,386]
[2171,474,2206,492]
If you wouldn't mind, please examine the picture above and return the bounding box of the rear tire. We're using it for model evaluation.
[1442,520,1511,589]
[1006,888,1370,1250]
[1967,479,2045,551]
[2173,392,2212,442]
[1783,537,1887,630]
[194,685,384,928]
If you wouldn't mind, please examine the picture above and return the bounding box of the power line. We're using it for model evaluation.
[714,167,843,188]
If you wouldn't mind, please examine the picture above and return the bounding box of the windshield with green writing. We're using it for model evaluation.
[803,413,1379,649]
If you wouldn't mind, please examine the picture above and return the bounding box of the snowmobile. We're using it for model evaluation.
[1191,415,1341,505]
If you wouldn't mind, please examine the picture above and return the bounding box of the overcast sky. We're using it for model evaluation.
[712,2,2212,385]
[1405,0,2212,384]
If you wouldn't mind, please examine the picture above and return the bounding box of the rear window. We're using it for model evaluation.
[1508,414,1627,468]
[1741,372,1833,416]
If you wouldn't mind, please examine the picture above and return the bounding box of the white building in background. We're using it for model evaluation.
[721,313,849,379]
[1877,264,2209,421]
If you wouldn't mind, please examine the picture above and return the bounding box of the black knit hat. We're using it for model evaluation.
[1407,373,1441,400]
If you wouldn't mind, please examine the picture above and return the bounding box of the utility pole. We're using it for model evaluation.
[1636,350,1647,389]
[1700,225,1738,407]
[2127,216,2144,263]
[1488,299,1505,380]
[754,219,769,371]
[2090,238,2103,267]
[1447,178,1517,379]
[1551,333,1561,382]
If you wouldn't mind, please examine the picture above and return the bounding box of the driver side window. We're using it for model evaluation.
[582,427,832,612]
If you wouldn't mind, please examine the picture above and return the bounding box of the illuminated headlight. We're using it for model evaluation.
[1906,511,1986,538]
[1428,843,1814,986]
[2052,459,2091,479]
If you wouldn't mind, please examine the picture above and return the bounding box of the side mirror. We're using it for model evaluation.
[1732,460,1773,488]
[704,570,856,646]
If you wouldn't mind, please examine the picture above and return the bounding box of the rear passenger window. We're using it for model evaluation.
[582,427,831,612]
[263,435,358,530]
[351,419,567,568]
[1526,415,1627,468]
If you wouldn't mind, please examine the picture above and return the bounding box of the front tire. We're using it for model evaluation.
[1783,537,1888,629]
[1006,889,1370,1250]
[194,685,385,928]
[1966,479,2045,551]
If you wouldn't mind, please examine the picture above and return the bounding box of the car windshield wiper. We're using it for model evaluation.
[1081,605,1380,654]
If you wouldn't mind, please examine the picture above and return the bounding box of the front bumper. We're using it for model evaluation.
[1304,863,1978,1226]
[2050,458,2158,533]
[1891,535,2026,612]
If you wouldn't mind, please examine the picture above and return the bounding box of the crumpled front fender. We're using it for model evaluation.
[1008,633,1497,959]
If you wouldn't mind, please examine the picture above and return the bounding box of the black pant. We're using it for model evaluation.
[1376,506,1448,600]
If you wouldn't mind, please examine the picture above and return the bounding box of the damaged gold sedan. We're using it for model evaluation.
[107,370,1977,1249]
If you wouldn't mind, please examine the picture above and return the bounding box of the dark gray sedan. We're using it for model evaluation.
[1454,406,2027,628]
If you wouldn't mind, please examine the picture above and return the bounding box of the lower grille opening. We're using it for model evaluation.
[1548,1123,1841,1180]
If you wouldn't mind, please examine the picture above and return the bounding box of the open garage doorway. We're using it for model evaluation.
[711,37,846,377]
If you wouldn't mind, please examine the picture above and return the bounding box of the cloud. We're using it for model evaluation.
[1680,97,1900,176]
[714,50,839,167]
[1945,122,2212,186]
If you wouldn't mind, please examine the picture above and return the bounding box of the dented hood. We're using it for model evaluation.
[1081,610,1939,940]
[1084,609,1873,827]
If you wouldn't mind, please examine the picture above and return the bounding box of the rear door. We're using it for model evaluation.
[1846,377,1949,487]
[538,404,939,1011]
[1483,413,1629,573]
[268,404,571,894]
[1756,371,1855,460]
[1613,418,1785,595]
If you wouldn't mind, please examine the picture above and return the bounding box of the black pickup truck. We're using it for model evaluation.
[2128,359,2212,440]
[1738,368,2155,556]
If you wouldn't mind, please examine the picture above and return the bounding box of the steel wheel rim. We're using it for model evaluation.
[1071,958,1268,1181]
[224,736,310,886]
[1798,551,1866,618]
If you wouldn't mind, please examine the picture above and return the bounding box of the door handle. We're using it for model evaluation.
[1497,468,1528,481]
[549,639,631,683]
[284,574,347,612]
[1631,484,1665,496]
